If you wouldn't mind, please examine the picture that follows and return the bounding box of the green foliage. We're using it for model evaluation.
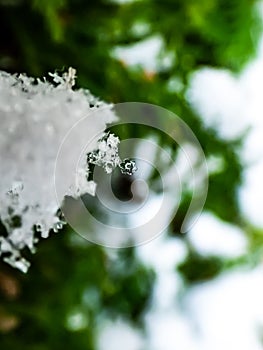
[0,0,262,347]
[177,250,223,284]
[0,229,154,348]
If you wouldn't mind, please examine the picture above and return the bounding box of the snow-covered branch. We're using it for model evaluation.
[0,68,118,272]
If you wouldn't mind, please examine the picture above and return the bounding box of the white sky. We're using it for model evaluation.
[188,41,263,228]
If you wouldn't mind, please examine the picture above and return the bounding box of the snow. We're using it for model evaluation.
[0,68,117,272]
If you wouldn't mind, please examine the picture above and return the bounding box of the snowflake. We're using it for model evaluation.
[87,132,137,176]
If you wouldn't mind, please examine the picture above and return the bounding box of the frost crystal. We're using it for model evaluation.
[0,68,117,272]
[87,132,121,174]
[87,132,138,176]
[119,159,138,176]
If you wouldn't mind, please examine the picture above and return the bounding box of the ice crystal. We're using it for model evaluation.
[0,68,117,272]
[87,132,138,176]
[119,158,138,176]
[87,132,121,174]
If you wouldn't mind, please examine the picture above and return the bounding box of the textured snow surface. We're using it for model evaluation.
[0,68,116,272]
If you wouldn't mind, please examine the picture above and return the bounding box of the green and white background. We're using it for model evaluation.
[1,0,263,349]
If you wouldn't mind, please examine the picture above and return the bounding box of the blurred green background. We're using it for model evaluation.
[1,0,263,349]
